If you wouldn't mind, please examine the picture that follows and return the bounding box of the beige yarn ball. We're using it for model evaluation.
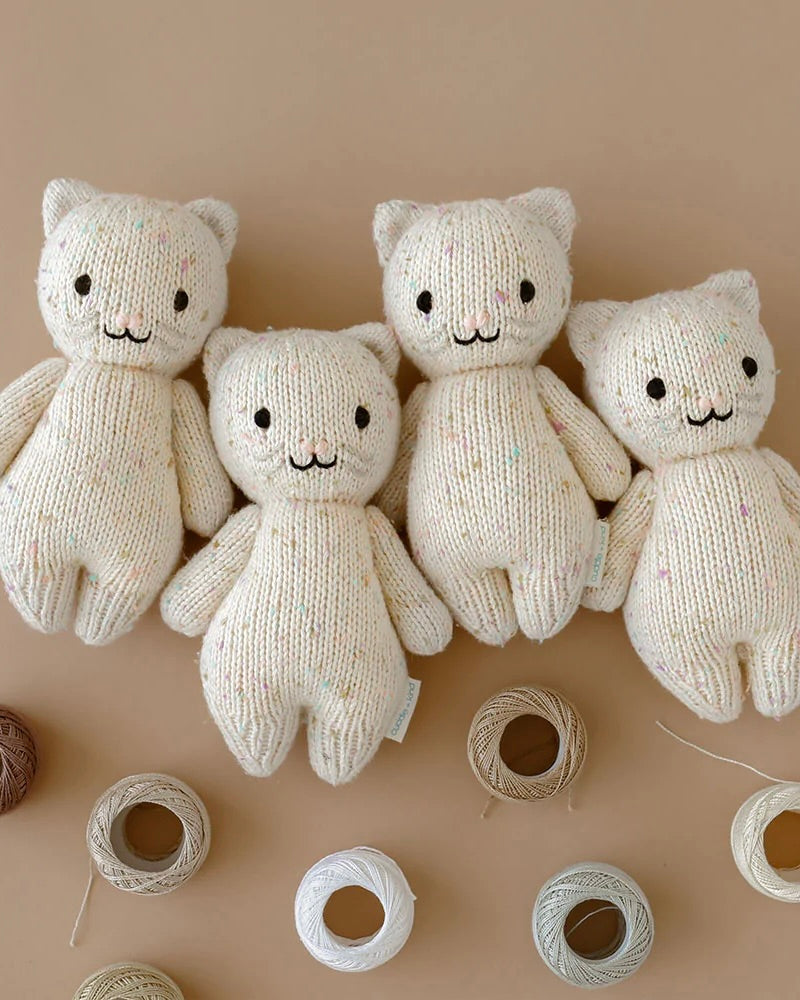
[467,686,587,802]
[73,963,183,1000]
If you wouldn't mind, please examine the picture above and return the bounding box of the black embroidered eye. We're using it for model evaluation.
[174,289,189,312]
[416,290,433,314]
[74,274,91,296]
[646,377,666,400]
[742,356,758,379]
[355,405,370,429]
[253,408,270,429]
[519,279,536,303]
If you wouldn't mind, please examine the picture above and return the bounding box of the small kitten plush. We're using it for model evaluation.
[568,270,800,721]
[0,179,235,644]
[161,324,451,785]
[373,190,630,646]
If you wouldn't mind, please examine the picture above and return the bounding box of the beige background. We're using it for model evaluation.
[2,1,800,996]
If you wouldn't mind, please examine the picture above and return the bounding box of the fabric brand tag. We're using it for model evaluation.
[586,519,609,588]
[386,678,421,742]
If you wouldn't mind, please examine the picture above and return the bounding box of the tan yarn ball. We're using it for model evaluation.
[0,708,37,814]
[467,687,586,801]
[73,962,183,1000]
[87,774,210,894]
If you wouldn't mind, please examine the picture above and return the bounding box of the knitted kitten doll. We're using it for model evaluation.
[568,271,800,721]
[0,179,235,644]
[161,324,452,785]
[373,190,631,646]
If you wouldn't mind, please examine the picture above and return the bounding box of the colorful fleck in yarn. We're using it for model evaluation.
[533,862,654,989]
[373,191,630,646]
[467,686,586,804]
[161,325,451,785]
[0,707,37,813]
[569,270,800,721]
[0,179,236,645]
[295,846,415,971]
[71,773,210,946]
[73,963,184,1000]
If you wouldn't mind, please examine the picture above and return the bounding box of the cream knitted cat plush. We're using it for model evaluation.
[373,190,631,645]
[161,324,451,785]
[568,271,800,721]
[0,179,235,644]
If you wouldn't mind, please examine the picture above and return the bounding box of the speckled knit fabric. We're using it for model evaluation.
[568,270,800,721]
[0,179,235,645]
[373,190,630,646]
[161,324,451,785]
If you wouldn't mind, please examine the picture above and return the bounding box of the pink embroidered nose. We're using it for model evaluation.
[463,310,491,332]
[300,438,316,455]
[115,311,143,331]
[698,392,726,410]
[316,439,331,457]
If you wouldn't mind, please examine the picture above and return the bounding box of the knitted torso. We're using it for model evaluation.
[627,450,800,643]
[409,365,594,577]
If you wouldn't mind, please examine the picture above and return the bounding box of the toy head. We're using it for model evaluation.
[205,323,400,505]
[37,178,237,376]
[567,271,775,468]
[372,189,575,378]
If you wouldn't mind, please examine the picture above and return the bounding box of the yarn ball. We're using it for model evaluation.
[73,962,183,1000]
[295,846,415,971]
[731,782,800,901]
[0,708,37,814]
[467,686,586,802]
[532,862,654,989]
[87,774,210,894]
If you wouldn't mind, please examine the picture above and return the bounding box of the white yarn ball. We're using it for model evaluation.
[294,846,415,971]
[731,782,800,901]
[73,962,184,1000]
[532,862,654,989]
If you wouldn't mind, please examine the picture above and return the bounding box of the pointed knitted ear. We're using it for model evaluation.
[508,188,577,252]
[204,327,256,386]
[567,300,626,367]
[43,178,101,236]
[186,198,238,262]
[344,322,400,379]
[372,200,429,267]
[694,270,759,319]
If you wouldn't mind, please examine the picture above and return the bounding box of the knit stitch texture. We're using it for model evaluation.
[373,190,630,645]
[568,270,800,721]
[0,179,235,644]
[161,324,451,785]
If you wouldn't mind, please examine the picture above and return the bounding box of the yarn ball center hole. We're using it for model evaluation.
[323,885,386,944]
[110,802,185,870]
[564,899,626,960]
[764,809,800,877]
[499,714,560,775]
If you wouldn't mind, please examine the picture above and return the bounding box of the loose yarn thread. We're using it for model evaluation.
[73,962,184,1000]
[71,774,210,947]
[294,846,415,971]
[657,722,800,901]
[532,862,654,990]
[0,707,37,814]
[731,784,800,902]
[468,686,586,812]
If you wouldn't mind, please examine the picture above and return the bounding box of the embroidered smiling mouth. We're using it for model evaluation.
[289,455,338,471]
[453,328,501,346]
[103,324,152,344]
[687,408,733,427]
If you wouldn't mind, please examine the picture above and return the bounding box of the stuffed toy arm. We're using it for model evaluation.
[374,382,428,528]
[0,357,67,474]
[583,469,655,612]
[366,505,452,655]
[533,365,631,501]
[761,448,800,523]
[172,379,234,536]
[161,504,260,637]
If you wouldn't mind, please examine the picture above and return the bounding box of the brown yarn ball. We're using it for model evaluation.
[0,708,37,814]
